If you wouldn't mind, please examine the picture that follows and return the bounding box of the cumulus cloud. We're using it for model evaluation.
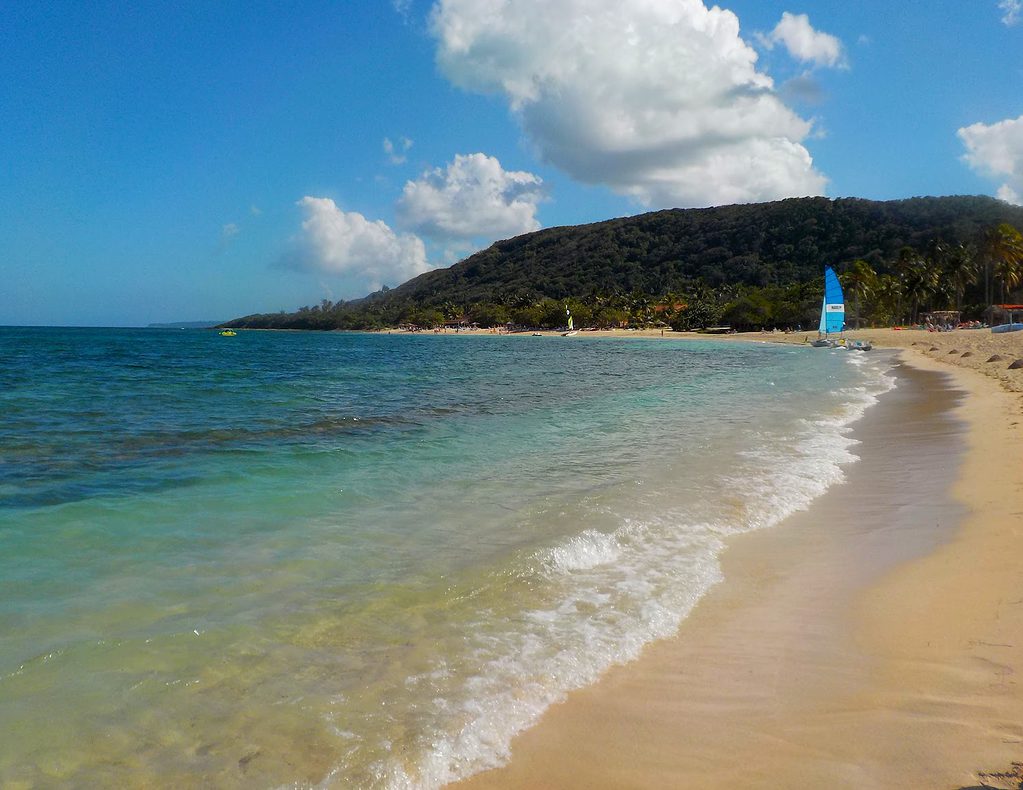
[383,136,413,164]
[760,12,845,68]
[997,184,1022,205]
[780,72,826,105]
[1000,0,1022,25]
[397,153,544,242]
[958,114,1023,206]
[429,0,826,207]
[292,197,432,290]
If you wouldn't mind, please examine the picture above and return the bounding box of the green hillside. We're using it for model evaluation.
[223,195,1023,331]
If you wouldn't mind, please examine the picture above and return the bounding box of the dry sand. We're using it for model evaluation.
[453,327,1023,789]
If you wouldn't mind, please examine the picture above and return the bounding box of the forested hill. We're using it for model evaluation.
[224,195,1023,330]
[386,196,1021,301]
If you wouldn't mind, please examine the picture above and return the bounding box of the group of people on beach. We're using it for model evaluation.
[925,320,985,332]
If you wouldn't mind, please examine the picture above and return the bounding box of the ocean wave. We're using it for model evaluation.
[542,528,623,572]
[361,518,725,789]
[350,354,899,789]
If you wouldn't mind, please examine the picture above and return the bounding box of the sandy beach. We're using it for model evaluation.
[453,327,1023,789]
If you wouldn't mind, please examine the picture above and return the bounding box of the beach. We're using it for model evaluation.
[455,328,1023,789]
[3,327,1022,787]
[4,328,896,787]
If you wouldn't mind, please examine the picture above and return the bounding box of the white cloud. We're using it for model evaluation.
[1000,0,1022,26]
[216,221,241,254]
[429,0,826,208]
[397,152,544,242]
[997,184,1022,205]
[760,12,845,68]
[958,114,1023,206]
[393,0,413,22]
[780,72,826,105]
[293,197,432,290]
[383,136,413,164]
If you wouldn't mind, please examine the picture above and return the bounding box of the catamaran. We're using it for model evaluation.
[562,304,577,336]
[810,266,845,347]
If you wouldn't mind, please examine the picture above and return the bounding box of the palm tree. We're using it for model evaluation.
[942,242,978,311]
[894,247,935,324]
[978,224,1023,305]
[990,223,1023,302]
[628,291,653,325]
[912,266,940,322]
[979,228,994,306]
[872,274,903,327]
[840,259,877,328]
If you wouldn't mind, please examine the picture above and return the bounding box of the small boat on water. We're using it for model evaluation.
[809,266,846,348]
[219,329,237,336]
[847,339,873,351]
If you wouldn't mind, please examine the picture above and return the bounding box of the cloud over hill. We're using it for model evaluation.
[430,0,828,207]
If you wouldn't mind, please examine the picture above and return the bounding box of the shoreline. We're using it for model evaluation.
[451,337,1023,788]
[375,324,1023,395]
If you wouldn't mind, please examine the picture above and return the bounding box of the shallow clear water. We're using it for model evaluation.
[0,328,894,787]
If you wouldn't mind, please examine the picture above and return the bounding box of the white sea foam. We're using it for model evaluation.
[368,522,726,789]
[721,356,895,536]
[544,528,622,571]
[330,352,898,790]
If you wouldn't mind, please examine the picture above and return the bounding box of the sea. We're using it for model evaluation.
[0,327,896,788]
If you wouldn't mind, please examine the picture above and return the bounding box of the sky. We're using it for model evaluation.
[1,0,1022,326]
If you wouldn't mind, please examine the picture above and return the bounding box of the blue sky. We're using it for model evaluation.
[1,0,1021,326]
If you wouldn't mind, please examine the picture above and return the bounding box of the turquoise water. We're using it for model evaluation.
[0,328,894,787]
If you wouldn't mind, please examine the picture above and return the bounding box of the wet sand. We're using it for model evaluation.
[454,343,1023,788]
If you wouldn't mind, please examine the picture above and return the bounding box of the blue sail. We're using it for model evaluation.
[818,266,845,335]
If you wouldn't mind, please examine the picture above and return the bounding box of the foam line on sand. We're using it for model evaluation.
[453,345,1023,789]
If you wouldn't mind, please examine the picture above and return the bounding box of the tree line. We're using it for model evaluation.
[837,223,1023,328]
[221,197,1023,333]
